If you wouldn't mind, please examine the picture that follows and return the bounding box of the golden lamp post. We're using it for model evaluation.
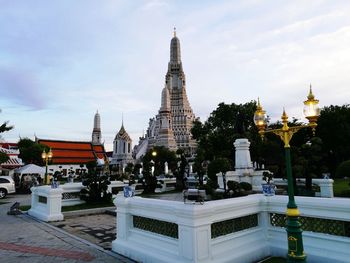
[41,148,53,185]
[151,150,157,176]
[254,86,320,263]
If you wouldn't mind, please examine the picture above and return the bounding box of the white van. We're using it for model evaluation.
[0,176,16,198]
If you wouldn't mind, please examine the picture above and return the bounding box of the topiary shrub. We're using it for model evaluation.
[80,173,111,204]
[239,182,252,191]
[227,181,241,196]
[335,160,350,178]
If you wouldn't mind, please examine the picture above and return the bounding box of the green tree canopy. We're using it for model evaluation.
[316,104,350,174]
[192,101,259,164]
[18,138,48,165]
[0,110,14,164]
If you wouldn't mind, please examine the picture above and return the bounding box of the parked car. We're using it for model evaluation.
[0,176,16,199]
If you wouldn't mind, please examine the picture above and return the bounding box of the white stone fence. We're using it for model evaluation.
[28,180,133,222]
[273,178,334,198]
[155,178,177,193]
[112,194,350,263]
[60,181,132,206]
[217,174,334,198]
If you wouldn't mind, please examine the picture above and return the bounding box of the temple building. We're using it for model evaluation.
[0,143,23,175]
[36,112,107,176]
[111,122,134,171]
[134,30,197,159]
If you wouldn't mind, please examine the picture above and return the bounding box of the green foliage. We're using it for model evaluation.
[239,182,252,191]
[142,146,177,176]
[0,109,13,135]
[0,152,9,164]
[317,104,350,175]
[335,160,350,179]
[0,110,13,164]
[207,157,231,182]
[227,180,245,197]
[192,101,259,163]
[262,171,274,184]
[227,180,240,192]
[81,172,111,204]
[142,146,182,193]
[199,178,218,195]
[125,163,134,174]
[17,138,48,165]
[86,160,97,174]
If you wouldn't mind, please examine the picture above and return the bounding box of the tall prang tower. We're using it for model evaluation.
[92,110,102,145]
[141,29,197,156]
[155,86,177,150]
[166,29,197,154]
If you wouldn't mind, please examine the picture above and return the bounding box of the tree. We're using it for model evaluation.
[192,101,259,165]
[141,146,177,193]
[316,104,350,175]
[81,169,111,204]
[18,138,48,165]
[0,110,13,165]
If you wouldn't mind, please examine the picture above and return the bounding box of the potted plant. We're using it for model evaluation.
[262,171,275,196]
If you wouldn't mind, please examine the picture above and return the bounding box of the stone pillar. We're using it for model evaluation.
[164,161,168,175]
[139,162,143,174]
[234,139,254,174]
[28,186,64,222]
[318,179,334,198]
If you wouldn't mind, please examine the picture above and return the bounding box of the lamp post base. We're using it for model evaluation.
[286,213,306,263]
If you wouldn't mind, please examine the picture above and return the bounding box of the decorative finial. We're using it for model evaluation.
[282,108,288,121]
[173,27,176,37]
[308,84,315,100]
[122,113,124,127]
[257,97,262,110]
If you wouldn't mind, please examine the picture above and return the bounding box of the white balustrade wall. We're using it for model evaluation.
[273,178,334,198]
[28,186,64,222]
[155,178,176,193]
[112,194,350,263]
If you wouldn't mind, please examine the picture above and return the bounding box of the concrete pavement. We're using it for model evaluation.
[0,194,134,262]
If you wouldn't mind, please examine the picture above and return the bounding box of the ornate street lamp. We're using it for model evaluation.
[42,148,53,185]
[151,150,157,176]
[254,86,320,263]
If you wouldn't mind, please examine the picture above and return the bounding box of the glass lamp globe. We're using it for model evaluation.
[41,151,46,160]
[48,149,53,159]
[254,98,267,132]
[303,86,320,124]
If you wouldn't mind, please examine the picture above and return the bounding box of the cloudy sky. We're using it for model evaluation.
[1,0,350,151]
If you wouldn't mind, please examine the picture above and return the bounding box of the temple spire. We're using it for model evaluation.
[92,111,102,145]
[170,28,181,64]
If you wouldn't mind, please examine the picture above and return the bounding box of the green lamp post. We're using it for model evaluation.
[254,86,320,263]
[42,148,53,185]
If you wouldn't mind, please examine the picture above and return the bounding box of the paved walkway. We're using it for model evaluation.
[0,194,134,263]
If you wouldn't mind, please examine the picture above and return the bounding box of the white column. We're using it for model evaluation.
[178,223,211,261]
[318,179,334,198]
[164,161,169,174]
[234,138,253,170]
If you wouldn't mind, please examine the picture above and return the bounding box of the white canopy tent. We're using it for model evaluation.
[14,164,45,176]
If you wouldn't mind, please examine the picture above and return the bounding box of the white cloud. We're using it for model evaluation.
[2,0,350,146]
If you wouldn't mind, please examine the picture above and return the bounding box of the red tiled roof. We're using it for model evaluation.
[40,140,92,150]
[38,139,107,165]
[93,145,104,152]
[53,150,95,158]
